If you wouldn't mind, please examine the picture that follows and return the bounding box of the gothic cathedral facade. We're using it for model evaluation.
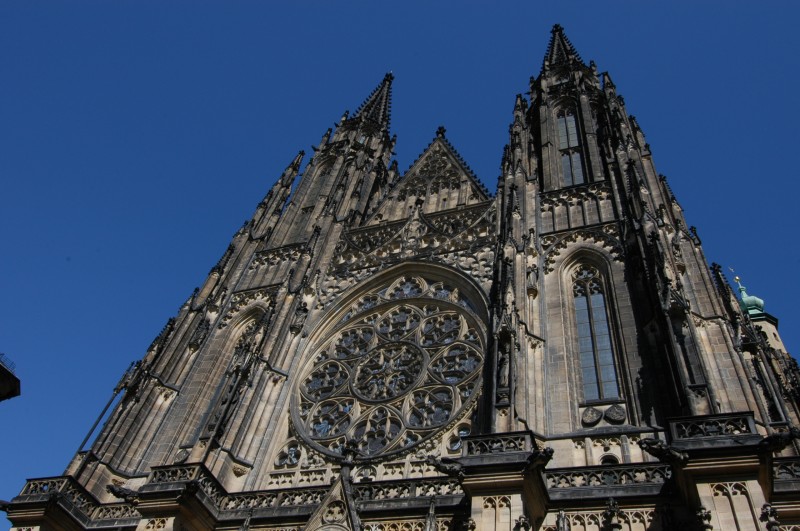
[7,25,800,531]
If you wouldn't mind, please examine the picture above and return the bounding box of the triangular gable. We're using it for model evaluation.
[303,475,358,531]
[367,129,490,225]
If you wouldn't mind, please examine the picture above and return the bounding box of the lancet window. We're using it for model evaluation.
[557,109,585,186]
[573,265,619,400]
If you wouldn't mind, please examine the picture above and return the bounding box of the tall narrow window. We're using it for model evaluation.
[557,110,585,186]
[573,265,619,400]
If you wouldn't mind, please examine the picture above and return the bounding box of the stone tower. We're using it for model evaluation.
[6,25,800,531]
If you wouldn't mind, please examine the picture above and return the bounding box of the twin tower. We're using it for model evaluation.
[7,25,800,531]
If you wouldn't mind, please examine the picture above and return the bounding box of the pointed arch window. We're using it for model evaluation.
[573,265,619,400]
[557,109,585,186]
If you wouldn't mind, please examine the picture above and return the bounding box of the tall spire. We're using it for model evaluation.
[352,72,393,129]
[542,23,584,72]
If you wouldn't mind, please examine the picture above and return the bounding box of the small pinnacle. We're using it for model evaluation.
[436,126,446,138]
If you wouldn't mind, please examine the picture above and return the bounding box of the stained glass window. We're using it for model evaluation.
[557,110,585,186]
[293,275,484,459]
[573,265,619,400]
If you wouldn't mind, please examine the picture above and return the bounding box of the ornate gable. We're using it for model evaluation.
[367,128,489,225]
[304,476,358,531]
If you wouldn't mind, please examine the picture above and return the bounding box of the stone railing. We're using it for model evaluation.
[669,412,756,441]
[149,463,204,484]
[19,477,69,496]
[462,431,534,456]
[15,476,140,524]
[14,466,463,525]
[544,463,671,500]
[773,457,800,493]
[221,488,329,511]
[354,477,463,502]
[147,464,461,513]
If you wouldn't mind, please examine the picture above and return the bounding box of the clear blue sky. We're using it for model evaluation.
[2,1,799,503]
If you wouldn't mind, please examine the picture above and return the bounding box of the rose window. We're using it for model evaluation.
[293,275,485,460]
[352,343,425,401]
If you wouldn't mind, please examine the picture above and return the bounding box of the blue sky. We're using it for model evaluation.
[2,2,799,502]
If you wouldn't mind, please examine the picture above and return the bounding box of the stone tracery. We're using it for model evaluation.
[294,274,485,460]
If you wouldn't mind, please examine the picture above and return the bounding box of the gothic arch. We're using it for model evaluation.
[214,307,270,364]
[308,262,490,344]
[551,95,580,113]
[542,226,623,273]
[187,308,270,436]
[557,250,628,407]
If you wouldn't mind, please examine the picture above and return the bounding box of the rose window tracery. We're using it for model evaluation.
[352,343,425,401]
[293,275,485,460]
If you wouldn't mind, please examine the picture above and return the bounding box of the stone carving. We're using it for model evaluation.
[541,224,623,272]
[696,506,713,530]
[671,414,754,439]
[218,287,277,328]
[151,464,202,484]
[106,484,139,505]
[322,500,347,523]
[604,404,626,424]
[515,514,532,530]
[760,426,800,452]
[324,202,496,302]
[465,434,527,455]
[581,406,602,426]
[92,504,140,520]
[354,478,462,501]
[424,455,463,478]
[188,318,211,351]
[638,438,688,465]
[556,509,570,531]
[545,463,671,489]
[761,503,780,531]
[362,520,451,531]
[206,313,272,437]
[541,509,656,531]
[604,498,622,530]
[294,282,484,460]
[774,456,800,482]
[18,476,141,525]
[250,243,305,270]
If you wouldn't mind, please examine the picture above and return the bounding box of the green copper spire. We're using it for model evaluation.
[734,275,765,317]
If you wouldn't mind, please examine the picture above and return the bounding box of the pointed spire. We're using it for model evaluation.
[260,151,303,209]
[279,150,304,189]
[288,150,304,173]
[602,71,616,93]
[514,94,527,114]
[542,24,584,72]
[352,72,394,129]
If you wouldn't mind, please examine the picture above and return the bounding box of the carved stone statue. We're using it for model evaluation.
[425,455,463,479]
[556,509,570,531]
[638,438,688,465]
[759,427,800,453]
[498,343,510,388]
